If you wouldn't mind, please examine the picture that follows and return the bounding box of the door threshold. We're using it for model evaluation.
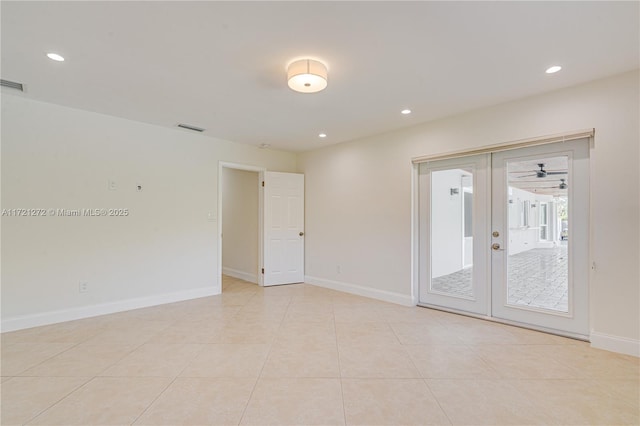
[417,303,589,342]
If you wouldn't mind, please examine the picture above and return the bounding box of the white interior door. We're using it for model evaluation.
[491,139,590,337]
[263,171,305,286]
[418,154,490,315]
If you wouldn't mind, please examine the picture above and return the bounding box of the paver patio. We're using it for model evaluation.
[431,245,568,312]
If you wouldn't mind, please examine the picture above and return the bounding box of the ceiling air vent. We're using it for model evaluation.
[177,123,205,132]
[1,79,24,92]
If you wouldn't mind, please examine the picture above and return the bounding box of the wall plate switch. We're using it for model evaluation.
[207,212,217,222]
[79,281,88,293]
[108,180,116,191]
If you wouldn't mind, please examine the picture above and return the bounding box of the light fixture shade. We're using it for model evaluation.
[287,59,327,93]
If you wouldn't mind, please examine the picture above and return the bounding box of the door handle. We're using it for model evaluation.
[492,243,504,251]
[299,232,304,236]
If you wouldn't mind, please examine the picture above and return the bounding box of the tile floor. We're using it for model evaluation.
[432,245,569,312]
[1,276,638,425]
[507,244,569,312]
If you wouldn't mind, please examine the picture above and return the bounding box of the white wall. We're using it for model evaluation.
[1,94,296,330]
[221,168,259,283]
[299,70,640,355]
[431,169,465,278]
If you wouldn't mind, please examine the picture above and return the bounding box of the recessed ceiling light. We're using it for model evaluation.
[401,109,412,115]
[545,65,562,74]
[318,133,327,138]
[46,53,65,62]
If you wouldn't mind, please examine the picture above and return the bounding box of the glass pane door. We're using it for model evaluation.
[418,154,489,315]
[491,139,589,337]
[506,155,569,312]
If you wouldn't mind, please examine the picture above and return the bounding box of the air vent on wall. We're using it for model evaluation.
[177,123,205,132]
[1,79,24,92]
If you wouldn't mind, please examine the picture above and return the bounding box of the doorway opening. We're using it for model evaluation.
[218,162,265,292]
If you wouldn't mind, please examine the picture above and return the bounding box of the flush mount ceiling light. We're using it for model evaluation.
[287,59,328,93]
[401,109,412,115]
[46,53,65,62]
[318,133,327,138]
[545,65,562,74]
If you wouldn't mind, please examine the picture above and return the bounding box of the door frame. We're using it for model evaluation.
[410,129,594,340]
[217,161,266,291]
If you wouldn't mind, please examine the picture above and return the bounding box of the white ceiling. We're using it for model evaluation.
[2,1,638,152]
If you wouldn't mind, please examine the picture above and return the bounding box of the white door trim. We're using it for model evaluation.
[412,128,594,163]
[218,162,266,290]
[411,164,420,306]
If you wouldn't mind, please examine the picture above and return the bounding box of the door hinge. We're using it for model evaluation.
[262,181,265,187]
[261,268,264,274]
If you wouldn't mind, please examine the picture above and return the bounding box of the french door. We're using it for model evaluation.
[418,155,490,315]
[491,141,589,336]
[418,139,590,338]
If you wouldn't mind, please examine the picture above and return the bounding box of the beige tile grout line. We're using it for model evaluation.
[128,375,181,425]
[128,342,210,425]
[20,376,93,425]
[236,287,290,426]
[4,311,173,424]
[387,314,455,426]
[129,279,260,425]
[333,299,348,426]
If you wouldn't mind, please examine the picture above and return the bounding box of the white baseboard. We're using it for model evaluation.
[1,286,219,333]
[305,275,413,307]
[222,267,258,284]
[590,331,640,357]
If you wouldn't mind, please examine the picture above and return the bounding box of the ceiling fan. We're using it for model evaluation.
[539,178,568,190]
[513,163,568,178]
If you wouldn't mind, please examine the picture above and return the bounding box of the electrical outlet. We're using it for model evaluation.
[79,281,88,293]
